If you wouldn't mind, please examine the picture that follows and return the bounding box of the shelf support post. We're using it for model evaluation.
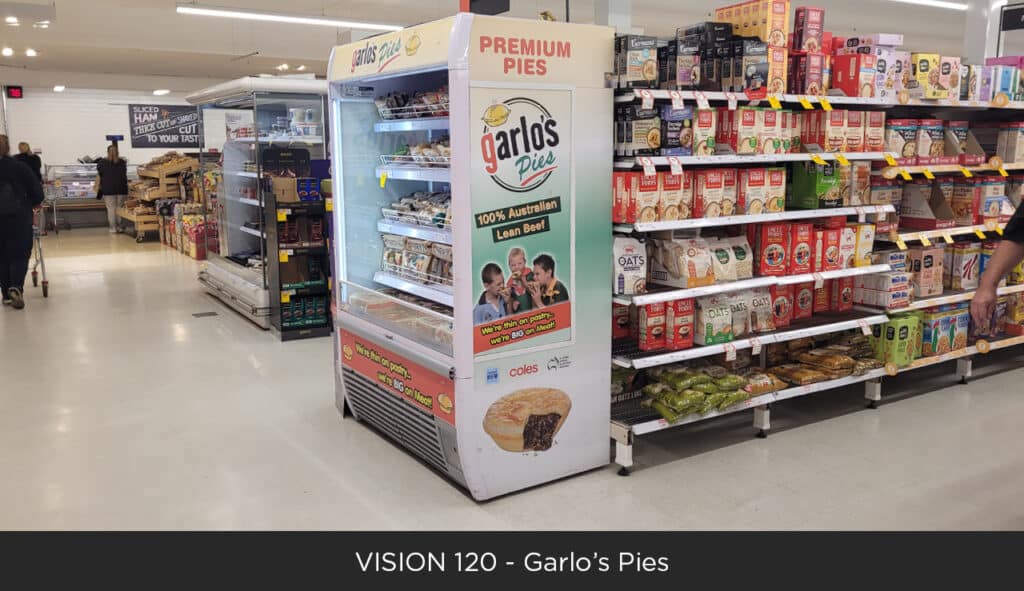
[753,405,770,438]
[610,422,634,475]
[957,357,973,385]
[864,377,882,409]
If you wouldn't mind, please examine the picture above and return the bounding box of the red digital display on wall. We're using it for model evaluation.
[5,86,23,99]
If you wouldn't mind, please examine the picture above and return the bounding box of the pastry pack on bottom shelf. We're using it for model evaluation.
[347,288,453,346]
[380,233,453,288]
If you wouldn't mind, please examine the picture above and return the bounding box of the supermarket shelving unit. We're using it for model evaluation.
[610,86,1024,473]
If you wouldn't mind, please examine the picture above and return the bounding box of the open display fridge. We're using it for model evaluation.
[187,78,331,338]
[329,14,614,499]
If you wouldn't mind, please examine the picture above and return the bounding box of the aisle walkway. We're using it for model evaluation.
[2,228,1024,529]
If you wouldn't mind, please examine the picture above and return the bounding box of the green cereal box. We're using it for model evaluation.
[885,313,921,367]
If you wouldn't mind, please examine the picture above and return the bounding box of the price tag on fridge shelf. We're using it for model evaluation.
[799,95,814,110]
[639,157,656,177]
[281,292,292,304]
[919,233,932,247]
[942,232,954,244]
[976,339,991,354]
[858,320,872,336]
[819,97,833,111]
[960,166,973,178]
[885,153,898,166]
[667,156,683,176]
[277,210,288,222]
[922,168,935,180]
[836,153,851,166]
[639,89,654,110]
[379,171,387,188]
[975,228,988,240]
[750,337,762,356]
[813,273,824,289]
[768,94,782,110]
[810,153,827,166]
[325,198,333,212]
[695,92,711,110]
[900,169,912,181]
[999,167,1010,177]
[896,237,908,250]
[726,92,738,110]
[724,343,737,362]
[669,90,685,110]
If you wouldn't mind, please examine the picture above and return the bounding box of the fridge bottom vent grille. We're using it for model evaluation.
[343,370,449,473]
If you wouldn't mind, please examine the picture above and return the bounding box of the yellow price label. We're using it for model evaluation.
[885,153,898,166]
[810,153,827,165]
[379,172,387,188]
[819,97,833,111]
[959,166,973,178]
[279,251,289,263]
[999,167,1009,177]
[997,226,1004,236]
[799,96,814,110]
[975,228,988,240]
[277,210,288,222]
[899,169,912,181]
[836,153,851,166]
[922,168,935,180]
[281,292,291,304]
[768,95,782,109]
[896,238,908,250]
[942,232,954,244]
[325,198,333,212]
[919,234,932,247]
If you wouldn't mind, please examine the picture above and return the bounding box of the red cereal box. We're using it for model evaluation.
[613,171,636,223]
[813,281,832,313]
[638,302,667,351]
[665,299,695,350]
[753,222,790,276]
[793,281,815,320]
[789,223,814,274]
[830,276,854,312]
[612,302,631,340]
[770,283,793,328]
[813,228,842,272]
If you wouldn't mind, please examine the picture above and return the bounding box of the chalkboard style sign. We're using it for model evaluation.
[129,104,200,148]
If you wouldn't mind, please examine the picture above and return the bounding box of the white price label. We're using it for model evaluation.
[695,92,711,110]
[856,207,867,222]
[813,273,824,289]
[750,337,762,356]
[639,89,654,110]
[858,320,872,336]
[669,90,685,110]
[724,344,737,362]
[667,156,683,176]
[639,157,656,177]
[877,211,888,222]
[726,92,738,110]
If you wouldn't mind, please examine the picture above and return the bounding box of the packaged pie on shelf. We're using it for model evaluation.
[768,363,829,385]
[796,349,856,370]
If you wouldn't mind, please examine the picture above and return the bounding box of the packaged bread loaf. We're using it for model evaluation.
[768,363,829,385]
[741,371,789,395]
[796,349,856,369]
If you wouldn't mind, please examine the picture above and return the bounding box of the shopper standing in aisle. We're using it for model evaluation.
[972,204,1024,327]
[95,144,128,234]
[14,142,42,182]
[0,135,44,310]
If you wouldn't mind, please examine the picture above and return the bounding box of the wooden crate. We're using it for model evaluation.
[137,157,199,179]
[117,207,160,242]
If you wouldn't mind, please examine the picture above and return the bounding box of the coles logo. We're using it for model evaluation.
[480,97,560,193]
[508,364,539,378]
[351,37,403,73]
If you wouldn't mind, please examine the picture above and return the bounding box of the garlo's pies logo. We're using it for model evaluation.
[480,97,560,193]
[351,37,403,73]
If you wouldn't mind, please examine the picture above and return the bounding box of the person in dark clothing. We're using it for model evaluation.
[973,203,1024,328]
[0,135,45,310]
[14,142,42,182]
[94,144,128,234]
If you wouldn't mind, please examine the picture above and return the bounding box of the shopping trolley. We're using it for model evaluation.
[31,208,48,298]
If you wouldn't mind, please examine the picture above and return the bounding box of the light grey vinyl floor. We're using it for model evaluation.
[1,228,1022,530]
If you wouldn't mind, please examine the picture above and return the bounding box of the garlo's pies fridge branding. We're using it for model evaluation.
[482,388,571,452]
[330,16,455,82]
[471,87,573,355]
[340,330,454,424]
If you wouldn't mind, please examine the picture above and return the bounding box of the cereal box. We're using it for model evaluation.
[693,109,717,156]
[912,53,946,99]
[822,109,847,152]
[770,283,793,328]
[950,242,981,291]
[665,298,695,350]
[613,171,636,223]
[885,118,919,165]
[865,111,886,152]
[753,222,790,276]
[756,0,790,47]
[844,110,865,153]
[908,245,945,298]
[616,35,659,89]
[736,106,760,154]
[766,166,787,212]
[813,228,842,272]
[695,295,735,345]
[852,223,876,267]
[658,104,695,156]
[856,271,912,291]
[738,167,769,214]
[760,108,783,154]
[638,302,667,351]
[915,119,945,166]
[659,171,688,221]
[872,249,908,271]
[854,286,912,310]
[612,302,631,340]
[885,314,921,367]
[791,161,840,209]
[967,65,994,102]
[793,281,815,320]
[839,225,857,269]
[830,276,854,312]
[722,167,739,216]
[793,6,825,53]
[940,56,962,100]
[850,161,872,206]
[833,53,876,98]
[951,178,980,227]
[793,51,825,95]
[695,169,725,218]
[789,222,814,275]
[813,281,831,313]
[634,171,661,224]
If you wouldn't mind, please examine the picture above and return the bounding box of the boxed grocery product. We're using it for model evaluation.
[755,0,790,47]
[658,104,695,156]
[911,53,945,99]
[871,248,909,271]
[865,111,887,152]
[791,161,840,208]
[839,225,857,269]
[659,170,693,221]
[634,171,660,224]
[856,271,912,291]
[665,298,695,350]
[966,65,995,102]
[612,302,632,340]
[675,36,703,89]
[789,222,814,274]
[951,178,980,227]
[792,51,825,95]
[844,33,904,48]
[813,228,842,272]
[648,237,716,288]
[885,118,918,166]
[614,236,647,296]
[980,241,1008,287]
[833,53,876,98]
[836,46,899,101]
[844,110,865,153]
[822,109,847,152]
[854,286,912,310]
[722,167,738,216]
[638,302,667,351]
[949,241,982,291]
[738,167,768,214]
[767,167,787,211]
[616,104,660,156]
[915,119,945,166]
[884,314,921,367]
[908,245,945,297]
[735,106,760,154]
[695,295,735,345]
[760,109,784,154]
[695,168,726,217]
[793,281,815,320]
[751,222,790,276]
[940,56,962,100]
[693,109,717,156]
[837,163,853,206]
[850,161,872,206]
[992,65,1018,99]
[997,121,1024,163]
[770,283,793,328]
[793,6,825,53]
[813,281,831,313]
[615,35,659,89]
[613,171,636,223]
[831,276,854,312]
[901,179,956,230]
[945,120,986,166]
[852,223,876,267]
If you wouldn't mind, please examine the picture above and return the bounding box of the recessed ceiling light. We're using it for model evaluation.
[257,73,272,78]
[153,89,171,96]
[4,16,17,24]
[175,3,402,32]
[25,48,37,57]
[276,63,289,71]
[1,47,12,57]
[53,85,65,92]
[296,65,306,71]
[34,22,49,29]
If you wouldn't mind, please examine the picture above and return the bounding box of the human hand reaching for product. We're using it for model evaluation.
[970,284,997,330]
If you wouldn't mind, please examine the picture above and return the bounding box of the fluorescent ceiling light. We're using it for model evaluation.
[175,3,402,32]
[1,47,12,57]
[24,48,36,57]
[887,0,968,10]
[276,63,289,71]
[296,65,306,71]
[4,16,16,23]
[153,89,171,96]
[53,85,64,92]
